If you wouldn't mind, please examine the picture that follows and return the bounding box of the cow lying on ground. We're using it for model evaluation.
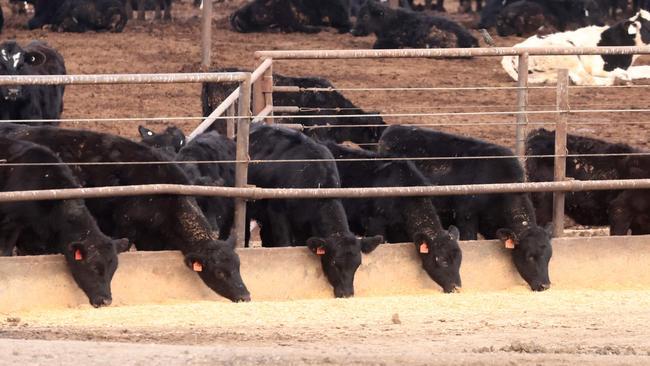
[0,124,251,302]
[27,0,126,31]
[122,0,172,21]
[0,41,66,125]
[138,126,236,239]
[525,128,649,235]
[325,142,462,293]
[502,10,650,86]
[52,0,127,32]
[351,0,479,49]
[248,123,384,298]
[201,69,386,147]
[0,136,130,307]
[230,0,351,33]
[496,1,558,37]
[480,0,606,30]
[379,125,552,292]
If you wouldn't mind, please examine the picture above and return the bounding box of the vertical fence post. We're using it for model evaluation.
[226,104,236,139]
[515,52,529,160]
[262,60,274,124]
[233,74,252,248]
[200,0,212,68]
[553,69,569,238]
[388,0,399,7]
[252,59,274,123]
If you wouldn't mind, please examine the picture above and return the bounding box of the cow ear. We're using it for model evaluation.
[628,21,639,35]
[448,225,460,241]
[306,237,328,255]
[112,238,131,253]
[224,234,237,249]
[67,242,86,261]
[25,51,46,66]
[543,222,554,236]
[138,125,155,138]
[184,253,204,272]
[360,235,383,254]
[496,228,518,249]
[413,232,430,254]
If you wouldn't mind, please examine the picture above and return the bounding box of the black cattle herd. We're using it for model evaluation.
[0,0,649,306]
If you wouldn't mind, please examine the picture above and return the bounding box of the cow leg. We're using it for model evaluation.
[125,0,133,19]
[154,0,162,20]
[455,212,479,241]
[476,0,482,11]
[266,203,293,246]
[163,0,172,21]
[609,200,632,236]
[0,224,22,256]
[137,0,145,20]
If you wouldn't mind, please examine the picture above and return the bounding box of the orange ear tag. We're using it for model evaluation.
[504,239,515,249]
[316,247,326,256]
[74,249,83,261]
[192,261,203,272]
[419,243,429,254]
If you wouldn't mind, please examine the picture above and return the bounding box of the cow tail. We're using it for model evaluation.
[107,6,128,33]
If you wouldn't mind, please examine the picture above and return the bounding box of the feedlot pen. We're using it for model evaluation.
[2,46,650,365]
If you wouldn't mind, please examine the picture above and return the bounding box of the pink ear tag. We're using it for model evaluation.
[316,247,326,256]
[192,261,203,272]
[505,239,515,249]
[419,243,429,254]
[74,249,83,261]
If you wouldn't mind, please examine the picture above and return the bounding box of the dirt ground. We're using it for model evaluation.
[2,0,649,149]
[1,290,650,365]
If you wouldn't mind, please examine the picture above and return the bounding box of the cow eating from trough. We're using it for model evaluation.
[229,0,352,33]
[501,10,650,86]
[526,128,650,235]
[0,124,251,303]
[0,136,130,307]
[378,125,553,292]
[247,123,384,298]
[201,69,386,147]
[0,40,66,125]
[351,0,479,49]
[325,142,463,293]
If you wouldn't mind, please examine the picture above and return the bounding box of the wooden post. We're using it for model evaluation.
[515,52,529,160]
[226,104,236,139]
[233,74,251,248]
[200,0,212,68]
[388,0,399,8]
[552,69,569,238]
[252,59,274,123]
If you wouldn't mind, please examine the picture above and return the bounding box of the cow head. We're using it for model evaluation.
[307,233,383,298]
[138,125,186,154]
[64,236,130,307]
[626,10,650,45]
[184,238,251,302]
[414,226,462,293]
[229,0,276,33]
[351,0,394,36]
[0,41,46,102]
[497,225,552,291]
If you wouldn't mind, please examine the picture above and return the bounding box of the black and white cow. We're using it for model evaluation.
[479,0,606,30]
[351,0,479,49]
[201,69,386,147]
[52,0,128,32]
[379,125,552,292]
[525,128,650,235]
[0,136,130,307]
[0,41,66,125]
[248,123,384,298]
[325,142,462,293]
[230,0,352,33]
[0,124,251,303]
[502,10,650,86]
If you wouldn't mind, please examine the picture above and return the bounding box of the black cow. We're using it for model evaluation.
[0,136,130,307]
[0,41,66,125]
[201,70,386,147]
[27,0,65,29]
[325,142,462,293]
[230,0,351,33]
[379,125,552,292]
[351,0,479,49]
[0,124,251,302]
[525,128,649,235]
[53,0,127,32]
[122,0,172,21]
[138,125,186,158]
[0,6,4,33]
[496,1,558,37]
[352,0,412,16]
[479,0,605,30]
[138,126,237,239]
[248,123,384,298]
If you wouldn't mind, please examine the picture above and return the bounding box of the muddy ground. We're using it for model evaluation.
[1,1,649,365]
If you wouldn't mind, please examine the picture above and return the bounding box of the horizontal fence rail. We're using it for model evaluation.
[255,46,650,60]
[0,72,251,85]
[1,179,649,202]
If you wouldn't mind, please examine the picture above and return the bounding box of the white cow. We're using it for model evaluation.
[501,10,650,86]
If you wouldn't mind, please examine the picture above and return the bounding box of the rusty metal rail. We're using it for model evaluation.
[1,179,649,202]
[0,72,250,85]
